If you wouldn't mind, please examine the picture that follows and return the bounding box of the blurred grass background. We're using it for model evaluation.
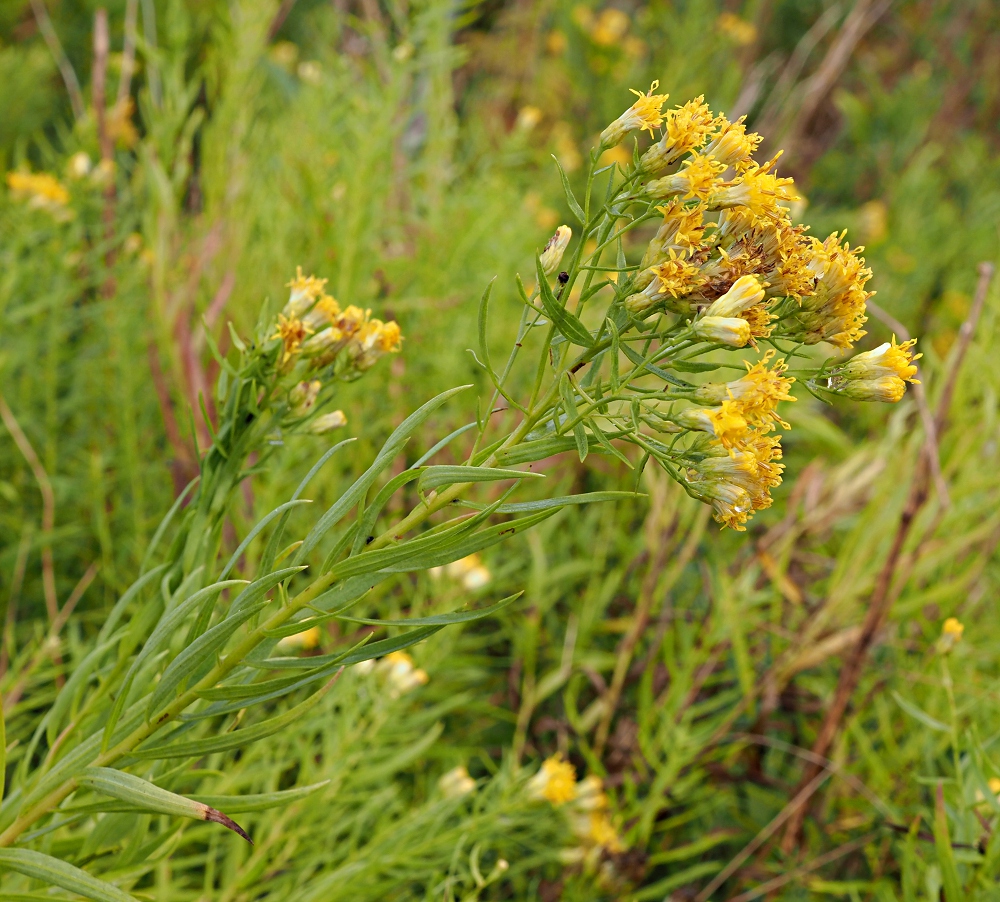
[2,0,1000,898]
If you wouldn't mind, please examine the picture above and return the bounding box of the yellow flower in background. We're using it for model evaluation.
[430,553,492,590]
[590,7,629,46]
[309,410,348,434]
[528,754,578,805]
[717,11,757,46]
[438,766,476,798]
[7,171,71,215]
[277,626,322,652]
[937,617,964,654]
[380,650,429,694]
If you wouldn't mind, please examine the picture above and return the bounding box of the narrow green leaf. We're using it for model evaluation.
[934,784,964,902]
[219,499,311,580]
[456,490,640,513]
[536,258,593,348]
[409,422,477,469]
[0,849,140,902]
[670,359,723,373]
[192,780,330,812]
[104,579,248,751]
[351,469,424,556]
[417,465,542,492]
[551,154,586,224]
[620,342,693,388]
[140,479,198,575]
[78,767,251,843]
[560,374,588,461]
[97,564,170,645]
[607,317,621,392]
[892,691,950,732]
[263,626,442,670]
[134,675,340,757]
[337,592,522,627]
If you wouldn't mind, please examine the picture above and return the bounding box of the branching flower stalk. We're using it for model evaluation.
[1,84,919,895]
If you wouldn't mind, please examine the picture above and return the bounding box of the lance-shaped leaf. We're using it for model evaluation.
[78,767,252,843]
[454,490,642,514]
[133,673,341,757]
[416,465,543,493]
[0,848,140,902]
[536,258,593,348]
[336,592,522,626]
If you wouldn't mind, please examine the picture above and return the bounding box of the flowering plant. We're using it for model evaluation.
[0,84,918,898]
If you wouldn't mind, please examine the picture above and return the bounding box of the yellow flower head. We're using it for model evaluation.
[586,812,624,852]
[303,294,342,331]
[704,116,763,169]
[938,617,964,654]
[381,650,429,693]
[626,251,708,318]
[271,313,314,363]
[640,202,706,271]
[284,266,328,317]
[645,154,727,203]
[677,400,749,449]
[842,336,920,383]
[782,234,872,348]
[709,154,799,220]
[600,82,669,146]
[528,754,578,805]
[942,617,964,640]
[696,350,794,429]
[7,171,70,206]
[641,97,718,171]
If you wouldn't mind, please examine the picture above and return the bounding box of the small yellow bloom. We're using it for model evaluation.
[676,401,749,449]
[626,252,707,318]
[641,97,718,171]
[309,410,348,434]
[600,81,669,146]
[841,336,920,384]
[438,766,476,798]
[704,116,763,169]
[708,155,799,219]
[277,626,322,651]
[527,754,577,805]
[590,7,629,45]
[695,350,794,431]
[942,618,964,640]
[271,314,314,363]
[381,650,429,694]
[647,153,727,202]
[7,170,71,217]
[284,267,328,317]
[717,12,757,46]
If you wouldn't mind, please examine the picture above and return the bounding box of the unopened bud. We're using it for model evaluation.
[309,410,347,433]
[691,315,751,347]
[704,276,764,318]
[289,380,321,416]
[540,225,572,275]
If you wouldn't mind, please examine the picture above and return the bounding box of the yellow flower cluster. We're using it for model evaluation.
[528,757,624,874]
[821,335,921,402]
[270,268,402,378]
[601,88,875,355]
[584,85,915,528]
[6,170,72,218]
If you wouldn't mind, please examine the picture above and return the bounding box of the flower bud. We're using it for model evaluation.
[691,316,751,347]
[288,380,321,416]
[540,225,572,275]
[836,376,906,403]
[309,410,348,434]
[704,275,765,318]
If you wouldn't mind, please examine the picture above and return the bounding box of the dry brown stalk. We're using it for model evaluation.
[779,261,996,853]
